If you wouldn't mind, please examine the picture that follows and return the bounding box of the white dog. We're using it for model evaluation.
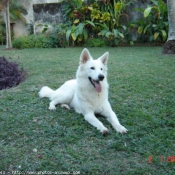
[39,48,127,135]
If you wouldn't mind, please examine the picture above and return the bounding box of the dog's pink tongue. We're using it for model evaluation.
[94,82,101,93]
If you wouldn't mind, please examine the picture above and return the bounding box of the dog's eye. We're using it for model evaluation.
[90,67,95,70]
[101,68,103,70]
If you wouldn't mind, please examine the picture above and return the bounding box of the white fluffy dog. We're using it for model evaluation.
[39,48,127,135]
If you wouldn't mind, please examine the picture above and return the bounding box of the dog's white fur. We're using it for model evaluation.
[39,48,127,134]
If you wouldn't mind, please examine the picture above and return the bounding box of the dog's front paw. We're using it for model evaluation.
[49,102,56,110]
[102,129,110,136]
[100,127,109,136]
[115,125,128,134]
[49,105,56,110]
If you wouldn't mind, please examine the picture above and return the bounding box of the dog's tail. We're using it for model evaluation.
[39,86,54,99]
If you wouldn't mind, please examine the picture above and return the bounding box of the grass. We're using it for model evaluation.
[0,46,175,174]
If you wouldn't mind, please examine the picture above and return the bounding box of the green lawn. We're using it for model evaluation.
[0,46,175,174]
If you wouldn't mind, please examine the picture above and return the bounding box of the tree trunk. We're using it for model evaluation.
[5,0,12,49]
[162,0,175,54]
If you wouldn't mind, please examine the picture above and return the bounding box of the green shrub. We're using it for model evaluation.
[60,0,131,46]
[12,34,64,49]
[84,38,107,47]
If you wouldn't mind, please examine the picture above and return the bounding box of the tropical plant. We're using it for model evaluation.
[59,0,87,46]
[61,0,83,22]
[98,0,128,27]
[135,0,168,42]
[55,20,92,46]
[96,0,132,45]
[0,0,27,48]
[59,0,132,46]
[9,0,27,23]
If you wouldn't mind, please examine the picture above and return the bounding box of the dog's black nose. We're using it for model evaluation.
[98,74,104,81]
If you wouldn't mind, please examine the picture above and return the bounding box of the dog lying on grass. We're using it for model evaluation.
[39,48,127,135]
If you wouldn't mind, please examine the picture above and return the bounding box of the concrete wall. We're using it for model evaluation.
[12,0,62,38]
[33,2,62,34]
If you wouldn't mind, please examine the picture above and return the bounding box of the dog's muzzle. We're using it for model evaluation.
[88,74,104,93]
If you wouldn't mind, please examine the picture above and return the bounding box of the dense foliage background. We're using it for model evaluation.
[11,0,168,48]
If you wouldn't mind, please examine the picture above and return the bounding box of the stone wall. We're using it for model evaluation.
[33,3,62,34]
[12,0,62,38]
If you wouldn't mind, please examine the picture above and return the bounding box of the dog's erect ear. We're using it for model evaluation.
[99,52,109,65]
[80,48,92,64]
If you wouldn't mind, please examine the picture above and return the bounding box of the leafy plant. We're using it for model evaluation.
[50,33,67,48]
[12,35,64,49]
[96,0,133,45]
[84,37,107,47]
[0,56,25,90]
[59,0,132,46]
[98,23,126,46]
[61,0,83,22]
[135,0,168,42]
[65,20,95,46]
[0,0,28,46]
[9,0,28,24]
